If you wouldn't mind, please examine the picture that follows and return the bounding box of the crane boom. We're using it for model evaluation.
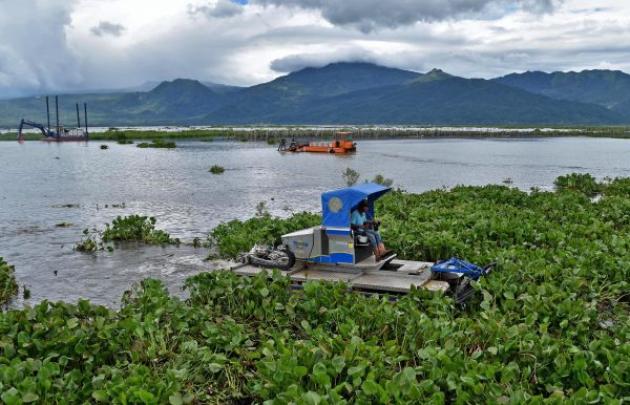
[17,119,56,141]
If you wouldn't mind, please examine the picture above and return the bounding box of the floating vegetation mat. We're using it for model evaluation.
[0,174,628,403]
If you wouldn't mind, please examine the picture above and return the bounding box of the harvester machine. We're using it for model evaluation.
[231,183,494,303]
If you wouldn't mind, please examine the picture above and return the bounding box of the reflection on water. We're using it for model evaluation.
[1,137,629,306]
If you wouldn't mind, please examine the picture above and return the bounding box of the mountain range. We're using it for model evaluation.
[1,62,629,127]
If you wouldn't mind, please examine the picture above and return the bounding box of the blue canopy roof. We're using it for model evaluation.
[321,182,391,227]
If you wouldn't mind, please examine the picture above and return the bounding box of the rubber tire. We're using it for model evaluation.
[277,248,296,271]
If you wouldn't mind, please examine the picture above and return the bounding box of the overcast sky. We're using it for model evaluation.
[1,0,630,97]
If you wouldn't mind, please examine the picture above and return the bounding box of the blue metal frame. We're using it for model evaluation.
[309,253,355,264]
[321,183,391,228]
[431,258,488,280]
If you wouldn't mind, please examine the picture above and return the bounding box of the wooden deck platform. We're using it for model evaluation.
[227,259,449,294]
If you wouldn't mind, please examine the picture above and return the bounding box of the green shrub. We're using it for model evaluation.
[0,257,18,305]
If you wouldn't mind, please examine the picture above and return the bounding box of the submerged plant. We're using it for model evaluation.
[342,167,360,186]
[255,201,268,217]
[75,228,102,253]
[372,174,394,187]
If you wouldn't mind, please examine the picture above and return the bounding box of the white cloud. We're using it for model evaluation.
[1,0,630,97]
[91,21,126,37]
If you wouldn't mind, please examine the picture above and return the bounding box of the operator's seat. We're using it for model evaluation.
[351,225,370,247]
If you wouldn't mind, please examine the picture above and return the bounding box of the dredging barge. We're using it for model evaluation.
[17,96,89,142]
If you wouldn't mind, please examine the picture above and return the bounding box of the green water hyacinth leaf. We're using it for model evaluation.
[168,392,183,405]
[0,174,629,403]
[92,390,108,402]
[66,318,79,328]
[207,363,223,373]
[21,392,39,403]
[1,388,20,405]
[303,391,321,405]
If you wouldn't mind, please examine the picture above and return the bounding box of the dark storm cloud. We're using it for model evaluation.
[254,0,558,31]
[91,21,126,37]
[189,0,244,18]
[0,0,81,98]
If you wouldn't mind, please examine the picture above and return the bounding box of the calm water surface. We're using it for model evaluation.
[1,137,629,306]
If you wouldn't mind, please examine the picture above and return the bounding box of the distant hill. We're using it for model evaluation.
[0,79,230,127]
[203,62,421,123]
[203,66,623,125]
[202,82,243,94]
[0,63,628,128]
[494,70,630,117]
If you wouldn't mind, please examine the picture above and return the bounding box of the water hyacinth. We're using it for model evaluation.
[102,215,179,245]
[75,215,179,252]
[0,258,18,306]
[0,174,627,403]
[136,139,176,148]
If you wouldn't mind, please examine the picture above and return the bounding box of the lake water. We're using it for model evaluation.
[1,137,629,307]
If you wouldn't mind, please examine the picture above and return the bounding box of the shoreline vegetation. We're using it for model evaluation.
[1,125,630,142]
[1,173,628,403]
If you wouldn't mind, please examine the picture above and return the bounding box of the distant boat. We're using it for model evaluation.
[278,131,356,154]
